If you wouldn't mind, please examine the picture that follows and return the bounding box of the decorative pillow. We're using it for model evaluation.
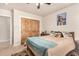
[54,31,64,38]
[50,31,64,38]
[50,31,55,36]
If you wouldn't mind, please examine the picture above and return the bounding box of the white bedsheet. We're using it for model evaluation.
[41,35,75,56]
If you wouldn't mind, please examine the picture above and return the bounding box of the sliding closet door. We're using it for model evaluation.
[21,18,26,44]
[30,20,39,36]
[24,18,31,37]
[21,18,31,44]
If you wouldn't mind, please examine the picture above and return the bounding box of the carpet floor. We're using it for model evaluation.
[12,50,28,56]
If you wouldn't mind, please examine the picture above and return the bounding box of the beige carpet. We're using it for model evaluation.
[0,45,27,56]
[0,41,10,50]
[12,50,28,56]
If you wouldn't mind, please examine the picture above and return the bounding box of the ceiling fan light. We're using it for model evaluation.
[36,3,39,6]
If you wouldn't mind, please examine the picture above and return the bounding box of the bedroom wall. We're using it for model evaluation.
[13,9,43,46]
[42,4,79,40]
[0,9,11,17]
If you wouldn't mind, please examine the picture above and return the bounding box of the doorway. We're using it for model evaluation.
[0,16,11,50]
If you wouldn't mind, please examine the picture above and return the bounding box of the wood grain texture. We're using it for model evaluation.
[21,18,40,44]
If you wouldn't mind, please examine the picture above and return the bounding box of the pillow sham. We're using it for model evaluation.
[62,32,72,38]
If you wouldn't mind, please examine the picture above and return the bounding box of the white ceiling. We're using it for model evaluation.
[0,3,74,16]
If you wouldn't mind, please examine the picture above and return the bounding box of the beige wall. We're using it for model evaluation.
[42,4,79,40]
[0,9,11,17]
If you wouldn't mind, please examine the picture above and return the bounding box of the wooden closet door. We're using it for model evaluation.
[31,20,39,31]
[21,18,31,44]
[21,18,40,44]
[35,20,39,32]
[30,20,39,36]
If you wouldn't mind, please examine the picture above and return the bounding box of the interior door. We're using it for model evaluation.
[0,16,10,47]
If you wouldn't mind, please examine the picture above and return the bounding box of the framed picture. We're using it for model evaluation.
[57,12,66,26]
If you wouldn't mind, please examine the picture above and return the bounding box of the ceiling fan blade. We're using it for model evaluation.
[26,3,51,9]
[45,3,51,5]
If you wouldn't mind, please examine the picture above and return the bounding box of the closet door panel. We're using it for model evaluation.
[35,20,39,32]
[21,18,26,34]
[30,20,39,36]
[21,31,31,44]
[21,18,26,44]
[21,18,30,44]
[30,20,36,31]
[31,31,39,36]
[25,19,31,31]
[30,20,39,31]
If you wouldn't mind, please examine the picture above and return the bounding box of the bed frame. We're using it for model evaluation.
[27,45,36,56]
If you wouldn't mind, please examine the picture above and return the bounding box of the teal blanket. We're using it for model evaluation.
[27,37,57,56]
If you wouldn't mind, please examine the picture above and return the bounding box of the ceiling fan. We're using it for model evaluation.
[27,3,51,9]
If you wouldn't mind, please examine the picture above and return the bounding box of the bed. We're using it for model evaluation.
[26,32,75,56]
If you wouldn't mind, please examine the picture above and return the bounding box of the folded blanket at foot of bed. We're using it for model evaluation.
[26,37,57,56]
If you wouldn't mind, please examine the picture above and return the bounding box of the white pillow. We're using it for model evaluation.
[62,32,72,38]
[50,31,55,36]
